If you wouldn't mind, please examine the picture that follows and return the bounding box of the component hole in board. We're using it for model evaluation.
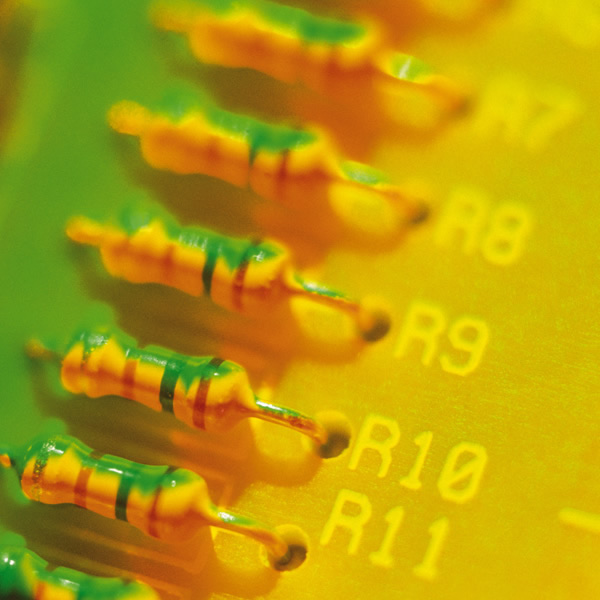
[357,296,392,343]
[267,525,309,572]
[410,201,430,225]
[314,411,352,459]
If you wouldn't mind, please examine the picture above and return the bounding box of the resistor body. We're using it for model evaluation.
[108,94,426,238]
[0,434,289,561]
[0,540,158,600]
[67,206,327,314]
[31,325,327,444]
[151,0,464,112]
[66,206,390,342]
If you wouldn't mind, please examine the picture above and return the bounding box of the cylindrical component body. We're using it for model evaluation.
[60,327,256,432]
[71,207,292,316]
[12,434,215,543]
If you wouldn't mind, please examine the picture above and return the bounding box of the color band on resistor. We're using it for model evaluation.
[150,0,466,115]
[0,434,302,569]
[27,325,329,447]
[66,205,391,343]
[0,536,159,600]
[108,92,428,239]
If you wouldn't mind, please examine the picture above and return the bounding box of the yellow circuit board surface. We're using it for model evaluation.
[0,0,599,599]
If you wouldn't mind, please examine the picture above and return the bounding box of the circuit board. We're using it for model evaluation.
[1,0,599,598]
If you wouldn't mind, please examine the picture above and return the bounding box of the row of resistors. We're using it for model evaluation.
[0,0,468,597]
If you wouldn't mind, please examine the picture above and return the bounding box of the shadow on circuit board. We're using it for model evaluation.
[0,2,33,153]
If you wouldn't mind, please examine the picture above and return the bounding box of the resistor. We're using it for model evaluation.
[0,536,159,600]
[27,325,329,447]
[0,434,300,569]
[66,205,391,343]
[150,0,466,114]
[108,92,428,239]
